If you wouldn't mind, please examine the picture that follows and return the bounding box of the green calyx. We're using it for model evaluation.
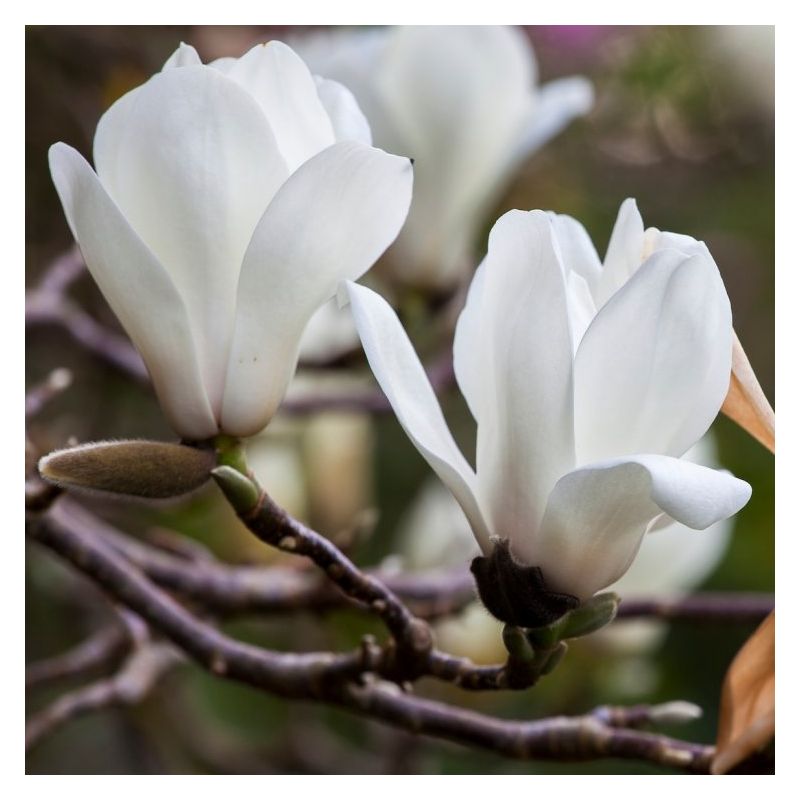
[524,592,620,649]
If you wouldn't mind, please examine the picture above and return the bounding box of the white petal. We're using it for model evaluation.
[548,211,603,288]
[574,246,733,463]
[291,28,393,143]
[209,56,237,73]
[533,454,751,599]
[473,211,576,549]
[224,42,336,171]
[596,198,645,305]
[509,75,594,166]
[547,212,602,347]
[161,42,202,70]
[298,297,360,364]
[314,76,372,145]
[452,258,488,421]
[343,281,491,550]
[48,144,217,440]
[611,435,734,597]
[220,142,413,436]
[379,25,534,285]
[94,65,289,414]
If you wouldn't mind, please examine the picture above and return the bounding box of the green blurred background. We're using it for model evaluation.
[25,25,774,774]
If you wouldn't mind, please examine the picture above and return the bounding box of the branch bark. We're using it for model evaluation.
[27,500,718,772]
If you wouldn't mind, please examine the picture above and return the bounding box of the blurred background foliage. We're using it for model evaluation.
[26,25,774,774]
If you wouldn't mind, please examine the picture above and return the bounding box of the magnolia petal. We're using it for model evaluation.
[474,210,576,548]
[379,26,534,284]
[48,143,217,439]
[510,75,594,167]
[611,434,734,597]
[220,142,412,436]
[452,259,488,421]
[722,331,775,453]
[314,76,372,145]
[343,281,491,551]
[225,42,336,171]
[94,65,289,413]
[298,297,360,364]
[161,42,202,70]
[209,56,237,72]
[548,211,603,287]
[291,28,393,145]
[533,454,751,599]
[596,198,645,305]
[575,247,733,463]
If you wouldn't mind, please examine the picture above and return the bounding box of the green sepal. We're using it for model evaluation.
[502,624,535,662]
[38,440,214,499]
[211,465,260,513]
[525,619,564,650]
[539,641,569,675]
[559,592,620,639]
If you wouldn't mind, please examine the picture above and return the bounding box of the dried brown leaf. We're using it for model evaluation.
[721,332,775,453]
[712,611,775,774]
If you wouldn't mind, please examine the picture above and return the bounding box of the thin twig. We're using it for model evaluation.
[26,625,130,690]
[616,594,774,623]
[26,290,149,381]
[26,640,182,752]
[36,245,85,294]
[223,483,434,678]
[337,682,714,772]
[25,368,73,419]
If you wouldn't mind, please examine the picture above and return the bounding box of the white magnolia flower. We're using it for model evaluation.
[297,25,593,289]
[399,432,734,657]
[343,199,751,601]
[49,41,413,440]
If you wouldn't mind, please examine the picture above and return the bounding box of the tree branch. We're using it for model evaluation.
[26,625,130,691]
[26,501,717,771]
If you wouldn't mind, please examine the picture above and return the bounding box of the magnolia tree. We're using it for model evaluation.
[25,27,774,775]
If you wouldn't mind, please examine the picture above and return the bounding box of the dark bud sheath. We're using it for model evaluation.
[470,539,579,629]
[38,440,215,499]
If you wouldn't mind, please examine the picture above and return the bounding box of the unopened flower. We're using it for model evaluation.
[343,200,751,617]
[49,41,412,440]
[297,25,593,289]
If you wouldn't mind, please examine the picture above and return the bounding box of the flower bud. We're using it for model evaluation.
[38,440,214,498]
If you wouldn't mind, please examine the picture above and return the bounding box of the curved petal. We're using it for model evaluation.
[161,42,202,70]
[611,434,734,597]
[314,76,372,145]
[343,281,491,551]
[452,258,488,421]
[548,211,603,288]
[379,26,534,284]
[574,247,733,463]
[532,454,751,599]
[94,64,289,413]
[48,144,217,440]
[220,142,413,436]
[291,28,395,151]
[298,297,360,364]
[209,56,237,73]
[509,75,594,167]
[224,42,336,171]
[473,210,576,549]
[596,198,645,305]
